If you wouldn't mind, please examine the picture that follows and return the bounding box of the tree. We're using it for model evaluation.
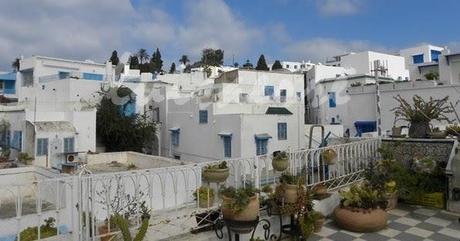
[242,59,254,69]
[129,56,140,70]
[184,64,192,73]
[110,50,120,65]
[201,48,224,67]
[425,72,439,80]
[96,86,156,152]
[179,55,190,65]
[169,62,176,74]
[150,48,163,73]
[12,58,20,71]
[137,48,149,64]
[272,60,283,70]
[233,62,239,68]
[255,54,269,71]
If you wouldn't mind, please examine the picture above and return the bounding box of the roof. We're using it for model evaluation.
[34,121,76,132]
[319,74,394,83]
[255,133,272,140]
[0,72,16,81]
[265,107,293,115]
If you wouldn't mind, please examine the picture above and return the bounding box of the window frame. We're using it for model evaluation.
[36,138,49,156]
[278,123,287,140]
[63,137,75,153]
[256,139,268,156]
[264,86,274,96]
[199,110,208,124]
[223,136,232,158]
[412,54,424,64]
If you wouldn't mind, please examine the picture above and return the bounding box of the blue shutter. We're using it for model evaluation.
[37,138,49,156]
[412,54,424,64]
[223,136,231,158]
[58,71,70,79]
[171,131,180,146]
[64,137,75,153]
[199,110,208,124]
[278,123,287,140]
[264,86,274,96]
[328,92,336,108]
[12,131,22,151]
[256,139,268,155]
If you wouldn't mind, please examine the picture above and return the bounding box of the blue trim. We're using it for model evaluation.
[328,92,336,108]
[412,54,424,64]
[264,86,274,96]
[82,73,103,81]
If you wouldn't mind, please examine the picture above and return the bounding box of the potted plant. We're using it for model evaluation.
[202,161,229,183]
[219,186,259,222]
[279,172,303,203]
[17,217,58,241]
[392,95,453,138]
[272,151,289,172]
[113,212,150,241]
[194,186,215,208]
[321,148,337,165]
[334,183,388,232]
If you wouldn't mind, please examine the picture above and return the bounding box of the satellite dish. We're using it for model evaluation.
[115,62,124,82]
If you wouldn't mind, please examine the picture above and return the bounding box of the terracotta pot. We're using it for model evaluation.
[221,195,259,221]
[314,217,325,233]
[283,184,299,203]
[98,224,114,241]
[198,194,215,208]
[202,168,229,183]
[386,193,398,210]
[322,149,337,165]
[334,207,387,233]
[272,157,289,172]
[409,122,430,138]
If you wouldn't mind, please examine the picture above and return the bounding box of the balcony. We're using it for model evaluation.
[38,72,106,83]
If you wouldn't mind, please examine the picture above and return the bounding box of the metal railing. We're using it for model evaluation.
[0,138,380,241]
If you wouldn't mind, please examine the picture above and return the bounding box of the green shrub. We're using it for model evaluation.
[17,217,57,241]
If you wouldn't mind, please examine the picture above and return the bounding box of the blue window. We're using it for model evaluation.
[431,50,441,62]
[199,110,208,124]
[280,89,287,102]
[171,131,180,146]
[58,71,70,79]
[223,136,232,158]
[0,130,10,148]
[278,123,287,140]
[328,92,336,108]
[37,138,49,156]
[256,139,268,155]
[12,131,22,151]
[64,137,75,153]
[82,73,104,81]
[264,86,274,96]
[412,54,424,64]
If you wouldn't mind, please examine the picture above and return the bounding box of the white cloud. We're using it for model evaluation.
[283,38,391,63]
[315,0,364,16]
[177,0,262,61]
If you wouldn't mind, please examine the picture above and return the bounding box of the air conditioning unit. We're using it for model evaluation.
[66,153,77,163]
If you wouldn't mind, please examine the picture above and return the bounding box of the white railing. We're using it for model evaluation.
[0,138,380,241]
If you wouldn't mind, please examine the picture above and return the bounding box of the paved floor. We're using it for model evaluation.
[309,204,460,241]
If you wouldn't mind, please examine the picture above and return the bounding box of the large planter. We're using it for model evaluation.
[334,207,388,233]
[272,157,289,172]
[202,168,229,183]
[282,184,299,203]
[321,149,337,165]
[408,122,430,138]
[98,224,114,241]
[221,195,259,222]
[428,131,447,139]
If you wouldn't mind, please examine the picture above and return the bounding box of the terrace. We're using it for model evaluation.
[0,136,459,241]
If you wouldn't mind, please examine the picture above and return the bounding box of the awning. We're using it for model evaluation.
[168,127,180,132]
[354,121,376,137]
[218,132,232,137]
[34,121,76,133]
[265,107,292,115]
[255,133,272,140]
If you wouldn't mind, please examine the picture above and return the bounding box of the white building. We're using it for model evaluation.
[439,51,460,84]
[399,44,444,81]
[153,70,306,162]
[270,61,315,73]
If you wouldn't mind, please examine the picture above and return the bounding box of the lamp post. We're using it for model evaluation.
[371,60,388,137]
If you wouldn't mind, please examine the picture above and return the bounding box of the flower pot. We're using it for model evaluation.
[386,192,398,210]
[283,184,299,203]
[198,194,215,208]
[334,207,387,233]
[98,224,114,241]
[408,122,430,138]
[314,217,325,233]
[272,157,289,172]
[202,168,229,183]
[221,195,259,222]
[322,149,337,165]
[429,131,447,139]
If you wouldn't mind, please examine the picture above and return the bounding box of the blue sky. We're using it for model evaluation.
[0,0,459,70]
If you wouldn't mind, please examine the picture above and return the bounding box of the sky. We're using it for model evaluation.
[0,0,459,70]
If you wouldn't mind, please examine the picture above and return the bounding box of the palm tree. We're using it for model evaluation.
[179,55,190,65]
[12,58,20,71]
[137,48,149,64]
